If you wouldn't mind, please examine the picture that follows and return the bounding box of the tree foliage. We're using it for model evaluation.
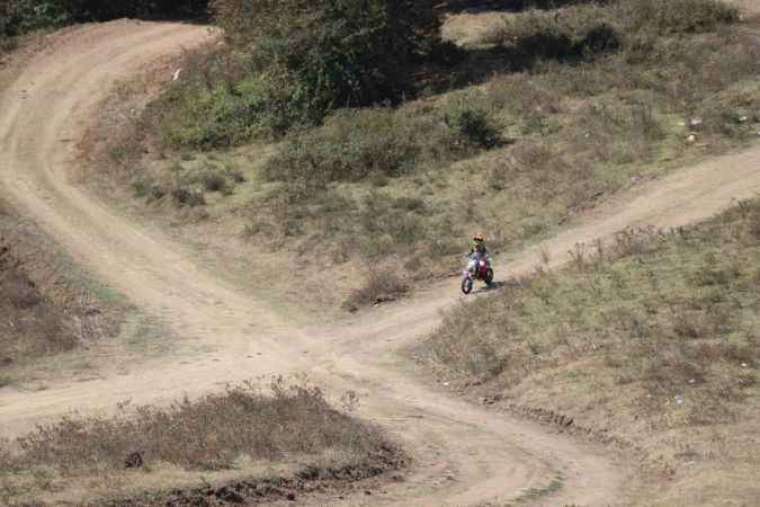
[212,0,441,116]
[1,0,208,37]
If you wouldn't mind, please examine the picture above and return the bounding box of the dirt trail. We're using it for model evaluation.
[1,18,760,506]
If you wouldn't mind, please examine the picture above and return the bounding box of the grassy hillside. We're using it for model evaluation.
[0,380,402,506]
[0,202,128,388]
[88,0,760,310]
[418,199,760,505]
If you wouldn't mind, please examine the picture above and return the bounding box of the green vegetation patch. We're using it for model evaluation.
[155,0,445,148]
[263,98,502,198]
[0,0,208,39]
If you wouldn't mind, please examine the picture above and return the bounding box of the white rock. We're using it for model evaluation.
[172,68,182,81]
[687,134,697,143]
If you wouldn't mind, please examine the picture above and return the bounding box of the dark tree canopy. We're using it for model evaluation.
[212,0,442,113]
[1,0,209,37]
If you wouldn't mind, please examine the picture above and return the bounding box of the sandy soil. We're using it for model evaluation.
[1,16,759,505]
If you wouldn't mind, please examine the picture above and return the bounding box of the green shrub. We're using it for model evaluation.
[1,1,70,37]
[159,81,272,149]
[213,0,440,111]
[263,109,423,196]
[263,95,504,196]
[445,100,501,149]
[152,0,443,149]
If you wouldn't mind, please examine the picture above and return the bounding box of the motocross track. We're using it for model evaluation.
[2,18,760,506]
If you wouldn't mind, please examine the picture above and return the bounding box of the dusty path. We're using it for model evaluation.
[1,18,760,506]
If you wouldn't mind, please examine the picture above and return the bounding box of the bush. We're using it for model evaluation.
[152,0,444,149]
[445,100,501,149]
[158,71,302,148]
[212,0,440,111]
[263,96,503,197]
[263,109,421,195]
[0,1,70,37]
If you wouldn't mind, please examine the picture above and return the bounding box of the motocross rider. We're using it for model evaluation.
[468,234,489,275]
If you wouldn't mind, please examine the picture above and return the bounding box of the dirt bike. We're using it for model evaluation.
[461,255,494,295]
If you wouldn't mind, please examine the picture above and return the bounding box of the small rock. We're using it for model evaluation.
[688,378,696,384]
[443,382,450,387]
[686,134,697,144]
[739,115,749,123]
[365,490,373,496]
[675,394,684,405]
[172,68,182,81]
[742,362,748,368]
[286,492,296,501]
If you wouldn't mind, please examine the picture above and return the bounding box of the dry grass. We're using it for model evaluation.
[0,202,124,376]
[419,199,760,505]
[86,0,760,312]
[0,379,402,506]
[343,267,410,311]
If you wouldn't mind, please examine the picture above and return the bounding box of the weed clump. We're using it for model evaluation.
[344,268,410,310]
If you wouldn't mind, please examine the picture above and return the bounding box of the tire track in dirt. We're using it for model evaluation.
[2,18,759,506]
